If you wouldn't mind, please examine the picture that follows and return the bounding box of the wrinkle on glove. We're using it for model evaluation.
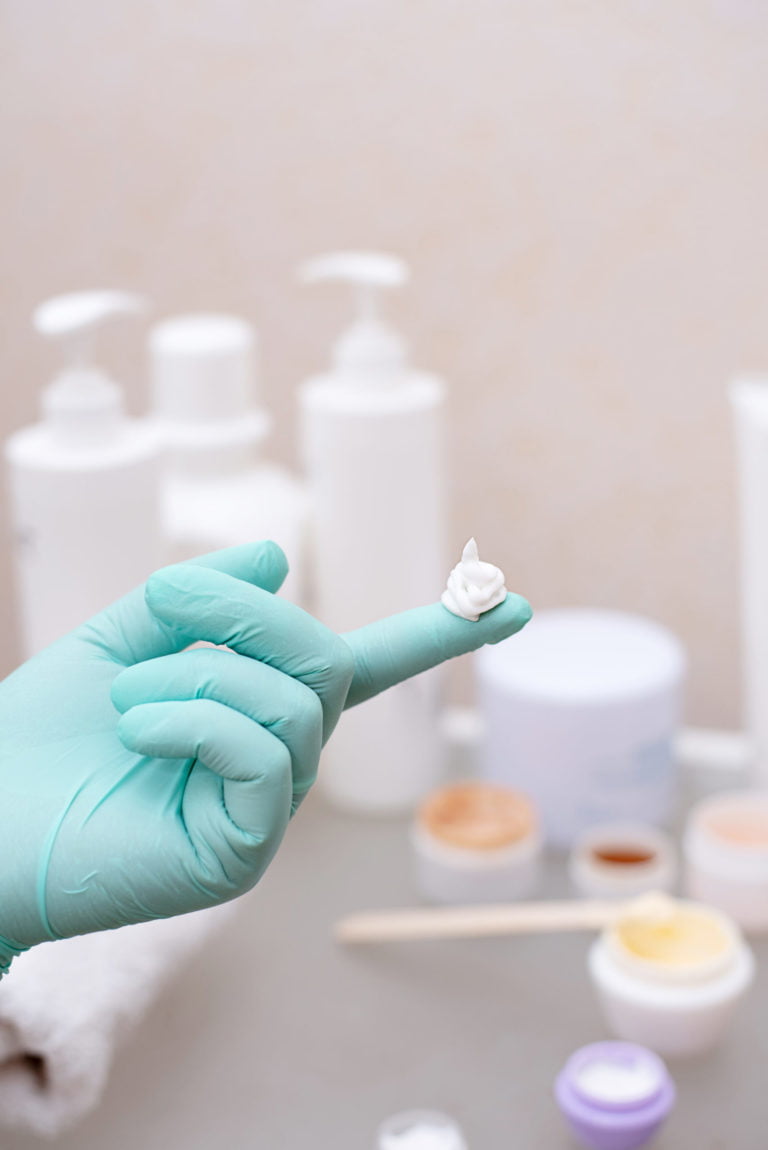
[0,903,235,1138]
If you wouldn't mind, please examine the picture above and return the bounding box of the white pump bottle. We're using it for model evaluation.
[299,252,447,812]
[148,313,308,603]
[5,291,163,658]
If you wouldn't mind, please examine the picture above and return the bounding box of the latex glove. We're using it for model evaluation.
[0,541,531,975]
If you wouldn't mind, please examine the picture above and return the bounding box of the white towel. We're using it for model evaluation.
[0,902,236,1138]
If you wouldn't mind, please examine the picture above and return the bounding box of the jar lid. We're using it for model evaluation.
[475,609,685,703]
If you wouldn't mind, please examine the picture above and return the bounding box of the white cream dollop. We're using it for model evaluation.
[441,538,507,622]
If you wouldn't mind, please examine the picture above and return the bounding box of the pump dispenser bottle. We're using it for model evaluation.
[299,251,447,812]
[5,291,163,657]
[148,313,307,603]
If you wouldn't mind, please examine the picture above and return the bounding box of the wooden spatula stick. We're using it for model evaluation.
[336,898,625,945]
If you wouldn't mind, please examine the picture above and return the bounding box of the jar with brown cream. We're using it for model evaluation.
[570,823,677,900]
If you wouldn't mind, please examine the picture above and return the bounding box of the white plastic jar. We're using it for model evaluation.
[570,823,677,900]
[684,789,768,933]
[411,782,541,904]
[475,610,686,847]
[376,1110,467,1150]
[588,897,754,1058]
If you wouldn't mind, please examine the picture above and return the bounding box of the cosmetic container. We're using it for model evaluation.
[6,291,162,656]
[149,313,307,603]
[555,1041,675,1150]
[684,789,768,933]
[412,782,540,904]
[588,897,754,1057]
[376,1110,467,1150]
[475,609,686,846]
[570,824,677,900]
[299,252,446,812]
[730,377,768,780]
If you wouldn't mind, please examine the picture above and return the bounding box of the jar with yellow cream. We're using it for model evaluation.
[588,895,754,1057]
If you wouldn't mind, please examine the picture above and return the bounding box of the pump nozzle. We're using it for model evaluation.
[34,291,147,367]
[33,291,149,440]
[299,251,409,380]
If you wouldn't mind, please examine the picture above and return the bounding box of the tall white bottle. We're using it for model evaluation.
[299,252,447,812]
[730,376,768,781]
[148,313,308,604]
[6,291,163,657]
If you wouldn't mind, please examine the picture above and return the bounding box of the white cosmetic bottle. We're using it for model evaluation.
[299,252,447,812]
[5,291,163,658]
[730,377,768,780]
[149,314,308,603]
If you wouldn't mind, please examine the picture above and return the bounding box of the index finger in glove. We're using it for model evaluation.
[343,592,532,708]
[144,565,354,742]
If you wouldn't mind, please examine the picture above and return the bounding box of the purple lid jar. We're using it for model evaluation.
[555,1041,676,1150]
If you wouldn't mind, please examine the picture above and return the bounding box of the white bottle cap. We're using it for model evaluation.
[33,290,147,442]
[149,313,270,448]
[300,251,409,382]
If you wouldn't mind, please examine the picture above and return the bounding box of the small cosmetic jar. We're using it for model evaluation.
[588,896,754,1057]
[684,789,768,933]
[555,1041,675,1150]
[570,823,677,900]
[411,781,541,904]
[376,1109,467,1150]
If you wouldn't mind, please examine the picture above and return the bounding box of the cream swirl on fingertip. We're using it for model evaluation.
[441,538,507,622]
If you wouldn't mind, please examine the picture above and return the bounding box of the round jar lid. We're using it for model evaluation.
[476,609,685,703]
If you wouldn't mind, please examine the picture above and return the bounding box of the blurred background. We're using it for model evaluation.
[2,0,768,725]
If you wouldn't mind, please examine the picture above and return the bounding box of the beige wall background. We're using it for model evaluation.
[1,0,767,724]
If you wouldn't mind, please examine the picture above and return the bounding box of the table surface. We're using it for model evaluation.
[4,758,765,1150]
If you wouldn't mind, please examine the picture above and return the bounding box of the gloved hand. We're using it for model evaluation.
[0,541,531,975]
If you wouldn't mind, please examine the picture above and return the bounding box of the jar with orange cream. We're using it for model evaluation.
[411,781,541,904]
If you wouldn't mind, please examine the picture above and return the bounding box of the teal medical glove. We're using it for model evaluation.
[0,541,531,976]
